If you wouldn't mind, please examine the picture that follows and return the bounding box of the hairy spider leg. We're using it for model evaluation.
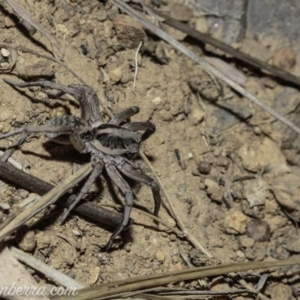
[105,163,134,250]
[0,125,74,162]
[60,159,104,223]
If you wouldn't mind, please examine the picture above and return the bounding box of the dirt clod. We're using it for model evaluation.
[246,219,270,242]
[113,14,146,49]
[18,231,36,252]
[224,209,251,234]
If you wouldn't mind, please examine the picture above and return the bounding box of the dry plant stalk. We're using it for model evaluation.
[54,258,300,300]
[0,163,92,242]
[10,246,85,289]
[0,243,50,300]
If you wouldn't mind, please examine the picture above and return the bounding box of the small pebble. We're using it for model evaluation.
[286,236,300,253]
[0,203,10,210]
[239,235,254,248]
[213,147,222,157]
[108,67,123,82]
[169,4,193,22]
[155,250,165,262]
[224,209,251,234]
[1,48,10,57]
[197,161,211,174]
[4,16,16,28]
[169,234,177,242]
[190,108,205,125]
[72,230,82,237]
[269,283,293,300]
[18,231,36,252]
[272,48,296,70]
[152,96,162,105]
[246,219,270,242]
[216,156,229,167]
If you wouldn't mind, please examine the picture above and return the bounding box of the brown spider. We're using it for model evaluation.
[0,78,162,250]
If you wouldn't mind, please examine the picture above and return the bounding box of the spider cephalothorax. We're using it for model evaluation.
[0,78,161,250]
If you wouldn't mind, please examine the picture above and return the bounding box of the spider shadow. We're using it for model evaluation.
[1,79,75,114]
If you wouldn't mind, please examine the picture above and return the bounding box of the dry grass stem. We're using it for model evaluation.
[10,246,85,289]
[139,151,212,257]
[54,258,300,300]
[0,163,92,242]
[0,243,50,300]
[100,203,184,237]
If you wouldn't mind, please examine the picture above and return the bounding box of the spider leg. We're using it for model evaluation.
[0,124,74,162]
[117,161,161,216]
[60,158,103,223]
[109,106,140,125]
[105,163,134,250]
[4,79,101,125]
[122,122,156,141]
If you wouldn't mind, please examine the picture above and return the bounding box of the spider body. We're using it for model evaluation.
[0,79,161,250]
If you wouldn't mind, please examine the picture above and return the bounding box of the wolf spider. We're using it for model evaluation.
[0,78,161,250]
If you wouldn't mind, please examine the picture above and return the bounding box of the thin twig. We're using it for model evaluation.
[0,161,127,228]
[54,258,300,300]
[139,151,212,257]
[100,203,184,237]
[0,163,92,242]
[0,150,24,171]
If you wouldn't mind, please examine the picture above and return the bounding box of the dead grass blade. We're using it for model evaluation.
[0,243,50,300]
[0,163,92,242]
[140,151,212,257]
[10,246,85,289]
[5,0,63,55]
[110,0,300,136]
[54,258,300,300]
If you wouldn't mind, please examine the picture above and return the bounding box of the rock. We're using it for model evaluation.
[113,14,146,49]
[195,18,210,34]
[4,16,16,28]
[239,236,254,248]
[216,156,229,167]
[18,231,36,252]
[169,4,193,22]
[197,161,211,174]
[238,137,286,172]
[244,178,266,207]
[155,250,165,262]
[286,236,300,253]
[272,48,296,70]
[224,209,251,234]
[36,232,51,249]
[0,203,10,210]
[108,66,123,82]
[1,48,10,57]
[205,178,222,203]
[190,108,205,125]
[270,173,300,212]
[269,283,293,300]
[246,220,270,242]
[152,96,162,105]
